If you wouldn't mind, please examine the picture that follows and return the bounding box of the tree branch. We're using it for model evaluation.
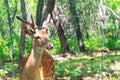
[103,5,120,19]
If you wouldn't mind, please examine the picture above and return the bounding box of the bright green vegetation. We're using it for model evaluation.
[55,51,120,80]
[0,0,120,79]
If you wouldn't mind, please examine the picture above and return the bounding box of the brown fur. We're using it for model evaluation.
[39,51,54,80]
[19,14,54,80]
[20,51,54,80]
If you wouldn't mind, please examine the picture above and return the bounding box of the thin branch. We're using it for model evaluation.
[11,0,18,24]
[103,5,120,19]
[4,0,14,59]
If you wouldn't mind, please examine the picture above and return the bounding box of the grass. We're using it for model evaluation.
[0,51,120,80]
[55,51,120,80]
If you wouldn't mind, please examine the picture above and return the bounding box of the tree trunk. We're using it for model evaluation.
[69,0,85,52]
[36,0,44,29]
[39,0,70,55]
[51,12,70,54]
[4,0,14,59]
[19,0,27,62]
[98,0,107,48]
[41,0,55,24]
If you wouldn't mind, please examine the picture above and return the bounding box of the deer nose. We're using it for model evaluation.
[46,42,53,50]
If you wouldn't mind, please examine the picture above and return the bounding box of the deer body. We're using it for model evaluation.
[17,14,54,80]
[39,51,54,80]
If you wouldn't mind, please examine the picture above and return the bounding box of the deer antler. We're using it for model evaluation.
[16,15,37,30]
[16,16,31,26]
[42,14,51,29]
[30,15,37,29]
[46,14,51,23]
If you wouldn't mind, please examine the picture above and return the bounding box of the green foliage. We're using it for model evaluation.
[0,0,120,79]
[106,37,120,49]
[0,37,11,61]
[24,37,32,55]
[55,51,120,79]
[84,37,102,51]
[57,0,68,3]
[55,59,82,79]
[0,32,19,61]
[0,63,18,77]
[0,69,8,77]
[106,0,120,9]
[50,34,120,53]
[49,37,61,54]
[67,38,78,52]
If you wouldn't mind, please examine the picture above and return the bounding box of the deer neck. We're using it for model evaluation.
[31,40,44,55]
[26,40,45,71]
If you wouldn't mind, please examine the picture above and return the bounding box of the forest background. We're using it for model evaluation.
[0,0,120,80]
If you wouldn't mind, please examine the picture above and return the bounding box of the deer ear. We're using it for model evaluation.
[21,23,34,35]
[21,23,28,33]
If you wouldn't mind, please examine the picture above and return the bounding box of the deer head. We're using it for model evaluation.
[16,14,53,49]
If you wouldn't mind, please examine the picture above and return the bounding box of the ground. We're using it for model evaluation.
[0,50,120,80]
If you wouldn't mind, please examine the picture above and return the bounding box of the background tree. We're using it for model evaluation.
[0,0,120,79]
[4,0,17,60]
[36,0,44,29]
[69,0,85,52]
[43,0,71,55]
[51,12,70,55]
[19,0,27,62]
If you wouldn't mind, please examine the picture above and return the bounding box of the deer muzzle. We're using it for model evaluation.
[46,42,53,50]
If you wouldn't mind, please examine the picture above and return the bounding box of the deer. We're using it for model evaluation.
[16,14,55,80]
